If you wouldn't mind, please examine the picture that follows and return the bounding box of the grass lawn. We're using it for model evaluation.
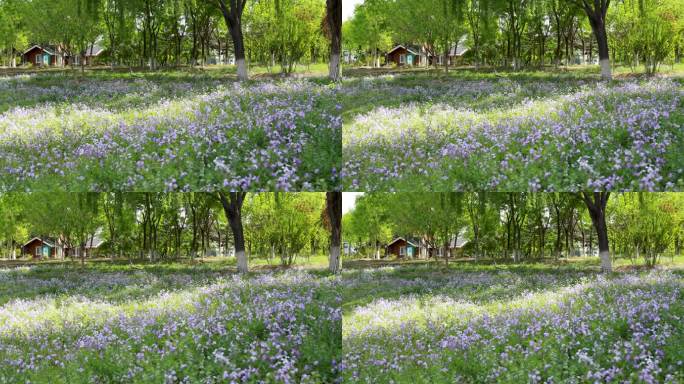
[340,256,684,383]
[0,67,341,191]
[0,261,341,383]
[340,65,684,191]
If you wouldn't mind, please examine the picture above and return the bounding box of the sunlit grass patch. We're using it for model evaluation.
[341,266,684,383]
[341,73,684,191]
[0,265,341,383]
[0,72,341,191]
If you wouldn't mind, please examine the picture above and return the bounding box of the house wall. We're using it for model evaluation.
[23,48,46,66]
[388,240,417,258]
[23,240,55,258]
[387,240,406,257]
[387,48,420,66]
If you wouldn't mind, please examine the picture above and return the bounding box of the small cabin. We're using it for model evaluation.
[21,234,105,259]
[81,43,106,66]
[22,237,62,258]
[22,45,68,67]
[386,237,419,258]
[386,45,424,67]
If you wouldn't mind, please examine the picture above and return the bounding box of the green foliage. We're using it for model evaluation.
[0,0,331,71]
[0,192,330,265]
[610,193,682,266]
[243,193,328,265]
[345,192,684,267]
[611,0,684,74]
[245,0,328,72]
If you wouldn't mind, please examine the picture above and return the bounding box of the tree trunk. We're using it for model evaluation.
[217,0,248,81]
[326,192,342,274]
[326,0,342,81]
[218,192,248,273]
[582,192,612,273]
[581,0,612,80]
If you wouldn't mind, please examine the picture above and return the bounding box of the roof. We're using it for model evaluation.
[387,45,420,56]
[449,45,468,56]
[84,43,105,57]
[22,45,56,55]
[22,237,55,248]
[449,35,469,56]
[387,237,419,248]
[84,233,105,248]
[451,237,469,248]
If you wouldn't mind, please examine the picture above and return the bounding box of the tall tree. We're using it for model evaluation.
[581,192,612,272]
[326,191,342,273]
[325,0,342,80]
[218,192,248,273]
[573,0,612,79]
[216,0,248,80]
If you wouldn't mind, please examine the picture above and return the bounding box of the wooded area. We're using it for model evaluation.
[344,192,684,272]
[344,0,684,78]
[0,0,342,80]
[0,192,342,273]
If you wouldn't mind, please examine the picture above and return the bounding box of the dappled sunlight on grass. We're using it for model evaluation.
[341,73,684,191]
[0,266,341,383]
[0,72,341,191]
[341,267,684,383]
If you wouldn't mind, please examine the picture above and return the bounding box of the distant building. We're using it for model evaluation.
[386,36,469,67]
[81,42,107,66]
[21,45,70,67]
[21,41,107,67]
[386,234,468,259]
[21,233,105,259]
[386,237,420,258]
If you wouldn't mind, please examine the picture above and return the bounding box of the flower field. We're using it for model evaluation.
[341,264,684,383]
[0,72,341,191]
[0,264,341,383]
[341,73,684,191]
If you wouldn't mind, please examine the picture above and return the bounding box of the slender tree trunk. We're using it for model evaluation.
[326,192,342,274]
[582,192,612,273]
[326,0,342,81]
[218,192,248,273]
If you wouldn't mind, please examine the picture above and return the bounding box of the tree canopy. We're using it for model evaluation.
[0,0,337,75]
[344,192,684,271]
[343,0,684,76]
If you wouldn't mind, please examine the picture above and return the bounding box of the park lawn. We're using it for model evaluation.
[0,69,341,191]
[340,258,684,383]
[0,262,341,383]
[340,67,684,191]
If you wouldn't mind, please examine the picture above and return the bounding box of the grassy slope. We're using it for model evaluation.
[341,256,684,383]
[0,261,340,383]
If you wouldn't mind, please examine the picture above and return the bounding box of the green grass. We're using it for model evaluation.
[0,68,341,191]
[341,257,684,383]
[0,261,341,383]
[340,66,684,191]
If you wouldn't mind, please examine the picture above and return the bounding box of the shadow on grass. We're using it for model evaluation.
[340,65,684,123]
[340,256,684,315]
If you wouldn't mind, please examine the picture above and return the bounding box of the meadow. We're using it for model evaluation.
[0,262,341,383]
[0,69,341,191]
[341,259,684,383]
[341,68,684,191]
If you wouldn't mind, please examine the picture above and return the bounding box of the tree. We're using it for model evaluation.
[326,192,342,273]
[0,194,28,259]
[348,194,392,259]
[343,0,392,68]
[218,192,248,273]
[581,192,612,272]
[216,0,248,81]
[573,0,612,79]
[326,0,342,80]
